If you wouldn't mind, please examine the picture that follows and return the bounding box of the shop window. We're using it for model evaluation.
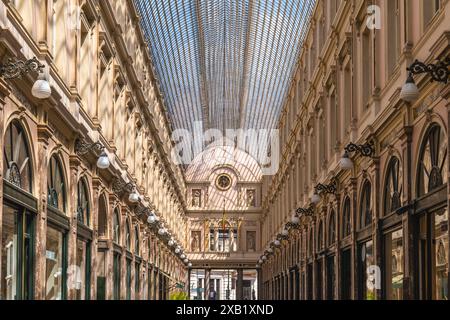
[113,252,121,299]
[359,240,375,300]
[3,121,32,192]
[74,238,90,300]
[1,204,34,300]
[384,157,402,215]
[126,259,132,300]
[47,155,67,213]
[135,262,140,298]
[45,225,66,300]
[383,229,404,300]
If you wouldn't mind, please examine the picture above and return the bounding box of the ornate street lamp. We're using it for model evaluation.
[75,138,110,169]
[311,179,338,204]
[158,227,167,236]
[112,177,139,203]
[340,142,375,170]
[147,212,158,224]
[401,57,450,103]
[0,57,51,99]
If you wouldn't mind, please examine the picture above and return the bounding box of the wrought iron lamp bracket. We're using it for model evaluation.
[0,57,45,80]
[407,58,450,84]
[314,179,338,195]
[344,141,375,158]
[75,138,105,156]
[295,205,315,217]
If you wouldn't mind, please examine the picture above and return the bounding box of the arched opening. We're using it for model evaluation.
[415,123,448,300]
[342,197,351,238]
[76,178,90,226]
[3,121,33,193]
[359,181,372,229]
[384,157,402,215]
[1,121,35,300]
[98,194,108,238]
[47,154,67,213]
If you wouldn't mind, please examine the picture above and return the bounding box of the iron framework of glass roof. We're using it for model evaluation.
[135,0,316,134]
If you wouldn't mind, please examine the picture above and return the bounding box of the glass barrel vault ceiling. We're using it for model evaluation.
[135,0,316,133]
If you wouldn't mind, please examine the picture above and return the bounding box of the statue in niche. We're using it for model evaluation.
[246,231,256,252]
[191,231,201,252]
[246,189,256,207]
[192,189,202,207]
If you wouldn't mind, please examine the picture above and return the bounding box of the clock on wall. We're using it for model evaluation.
[215,173,232,191]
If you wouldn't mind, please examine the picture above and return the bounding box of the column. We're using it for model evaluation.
[236,268,244,300]
[205,268,211,300]
[68,156,81,300]
[35,105,52,300]
[187,268,191,299]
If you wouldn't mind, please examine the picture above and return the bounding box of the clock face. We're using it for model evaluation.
[216,174,232,191]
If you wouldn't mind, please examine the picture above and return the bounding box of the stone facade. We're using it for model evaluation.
[0,0,187,300]
[260,0,450,300]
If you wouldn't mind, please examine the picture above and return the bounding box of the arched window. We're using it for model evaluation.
[317,221,324,251]
[417,124,447,197]
[342,197,351,237]
[113,208,120,244]
[3,121,32,192]
[77,178,90,226]
[98,194,108,238]
[126,219,131,250]
[135,226,140,255]
[384,157,402,215]
[47,154,66,212]
[359,181,372,229]
[328,210,336,246]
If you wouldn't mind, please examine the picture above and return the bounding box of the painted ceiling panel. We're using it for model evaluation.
[135,0,315,133]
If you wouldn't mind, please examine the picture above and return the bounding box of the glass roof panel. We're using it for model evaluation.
[135,0,315,133]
